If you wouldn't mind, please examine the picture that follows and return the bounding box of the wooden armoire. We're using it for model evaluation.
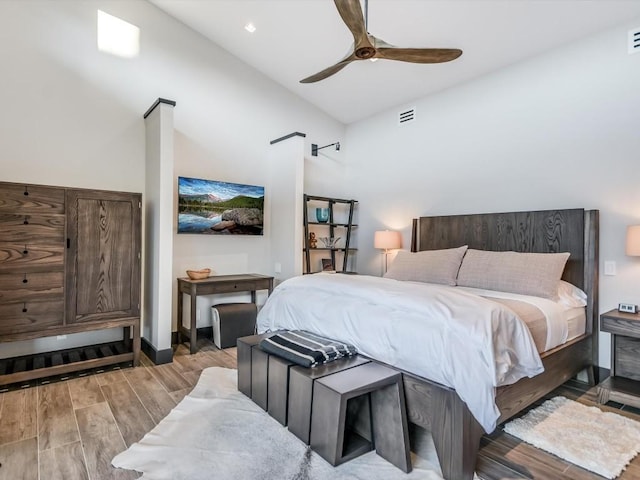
[0,181,141,386]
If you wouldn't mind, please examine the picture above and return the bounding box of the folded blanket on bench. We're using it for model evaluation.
[259,330,358,368]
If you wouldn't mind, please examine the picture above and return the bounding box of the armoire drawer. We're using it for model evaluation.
[0,183,64,214]
[0,299,64,335]
[0,243,64,272]
[0,272,64,303]
[0,214,65,244]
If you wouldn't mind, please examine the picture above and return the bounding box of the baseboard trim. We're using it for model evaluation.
[141,338,173,365]
[597,366,610,382]
[171,327,213,346]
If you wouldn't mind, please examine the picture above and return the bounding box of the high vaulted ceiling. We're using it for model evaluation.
[149,0,640,124]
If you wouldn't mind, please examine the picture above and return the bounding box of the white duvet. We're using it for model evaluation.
[256,273,544,433]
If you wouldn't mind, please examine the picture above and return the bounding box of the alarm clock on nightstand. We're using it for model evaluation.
[618,303,638,314]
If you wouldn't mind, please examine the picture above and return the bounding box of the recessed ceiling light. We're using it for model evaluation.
[244,22,256,33]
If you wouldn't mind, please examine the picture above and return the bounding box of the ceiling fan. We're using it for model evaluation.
[300,0,462,83]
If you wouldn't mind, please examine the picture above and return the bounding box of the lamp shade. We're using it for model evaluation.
[374,230,402,250]
[627,225,640,256]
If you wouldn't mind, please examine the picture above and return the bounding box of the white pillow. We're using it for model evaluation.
[555,280,587,307]
[384,246,468,286]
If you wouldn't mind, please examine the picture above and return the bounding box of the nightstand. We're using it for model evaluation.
[597,309,640,409]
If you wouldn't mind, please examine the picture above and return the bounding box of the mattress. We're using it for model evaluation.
[564,306,587,342]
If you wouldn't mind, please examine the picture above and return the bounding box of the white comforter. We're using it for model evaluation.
[256,273,544,433]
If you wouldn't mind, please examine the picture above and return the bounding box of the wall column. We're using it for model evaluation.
[268,132,306,283]
[143,98,176,364]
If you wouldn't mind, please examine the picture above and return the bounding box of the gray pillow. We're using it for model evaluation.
[456,249,570,299]
[384,246,468,286]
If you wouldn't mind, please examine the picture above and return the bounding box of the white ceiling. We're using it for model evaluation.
[148,0,640,124]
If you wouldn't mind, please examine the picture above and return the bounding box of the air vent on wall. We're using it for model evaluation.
[629,27,640,55]
[398,107,416,126]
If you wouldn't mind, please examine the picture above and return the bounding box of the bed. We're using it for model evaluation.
[257,208,599,480]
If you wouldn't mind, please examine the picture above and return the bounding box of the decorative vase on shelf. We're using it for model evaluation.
[316,208,329,223]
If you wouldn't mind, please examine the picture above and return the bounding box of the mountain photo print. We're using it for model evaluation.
[177,176,264,235]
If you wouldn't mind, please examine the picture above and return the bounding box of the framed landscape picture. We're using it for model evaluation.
[178,176,264,235]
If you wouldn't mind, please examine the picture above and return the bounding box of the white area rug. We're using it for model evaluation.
[112,366,470,480]
[504,396,640,479]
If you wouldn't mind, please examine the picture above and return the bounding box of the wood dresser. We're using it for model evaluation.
[0,181,141,386]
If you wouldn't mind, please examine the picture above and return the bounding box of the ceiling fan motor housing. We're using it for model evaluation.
[356,46,376,59]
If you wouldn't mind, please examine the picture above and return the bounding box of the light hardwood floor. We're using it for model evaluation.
[1,340,640,480]
[0,339,235,480]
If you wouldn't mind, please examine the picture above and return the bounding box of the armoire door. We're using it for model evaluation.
[65,189,141,325]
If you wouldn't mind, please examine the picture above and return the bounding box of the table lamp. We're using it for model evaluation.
[374,230,402,273]
[626,225,640,256]
[621,225,640,313]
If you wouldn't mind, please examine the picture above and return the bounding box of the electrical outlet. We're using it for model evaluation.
[274,262,282,273]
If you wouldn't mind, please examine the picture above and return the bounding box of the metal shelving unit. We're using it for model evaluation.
[303,194,357,274]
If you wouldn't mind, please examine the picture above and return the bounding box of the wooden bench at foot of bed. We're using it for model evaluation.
[237,334,412,472]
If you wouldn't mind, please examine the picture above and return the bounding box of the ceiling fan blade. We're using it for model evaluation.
[334,0,372,49]
[376,47,463,64]
[300,53,359,83]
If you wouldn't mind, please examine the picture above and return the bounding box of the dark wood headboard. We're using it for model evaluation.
[411,209,599,360]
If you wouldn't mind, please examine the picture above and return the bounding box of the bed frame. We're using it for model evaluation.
[402,208,599,480]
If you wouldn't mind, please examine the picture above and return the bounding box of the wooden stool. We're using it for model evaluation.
[237,333,295,423]
[236,334,271,401]
[288,356,370,444]
[310,362,412,473]
[250,346,269,410]
[267,354,296,425]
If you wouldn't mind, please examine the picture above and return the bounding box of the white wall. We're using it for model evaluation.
[0,0,345,358]
[345,18,640,368]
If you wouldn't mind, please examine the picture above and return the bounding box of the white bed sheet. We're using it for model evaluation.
[256,273,544,433]
[455,286,586,349]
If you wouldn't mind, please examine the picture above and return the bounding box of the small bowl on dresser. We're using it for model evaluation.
[186,268,211,280]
